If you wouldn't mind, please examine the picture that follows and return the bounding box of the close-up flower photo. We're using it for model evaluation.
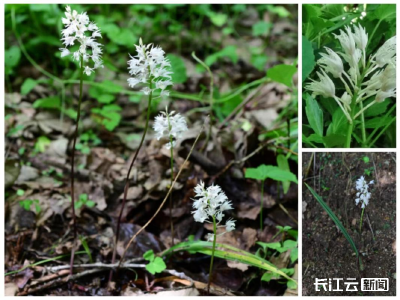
[4,3,298,296]
[302,4,396,148]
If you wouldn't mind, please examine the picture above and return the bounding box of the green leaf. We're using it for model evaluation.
[97,94,115,104]
[328,107,348,135]
[362,156,370,163]
[143,250,155,262]
[322,134,346,148]
[205,46,238,66]
[305,183,363,271]
[302,36,315,82]
[5,46,21,69]
[267,64,297,88]
[290,248,298,263]
[305,94,323,137]
[276,155,291,194]
[17,189,25,196]
[167,54,187,84]
[261,272,274,282]
[33,96,61,109]
[208,13,227,27]
[145,257,167,275]
[245,165,298,183]
[364,100,390,117]
[287,279,297,290]
[164,240,296,286]
[252,21,272,37]
[85,200,96,208]
[21,78,38,95]
[373,4,396,21]
[34,136,51,153]
[364,117,387,129]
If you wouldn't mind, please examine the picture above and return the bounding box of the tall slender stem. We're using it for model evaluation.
[359,206,365,233]
[108,79,153,285]
[344,90,360,148]
[260,180,265,231]
[167,112,175,246]
[207,215,217,294]
[69,56,84,275]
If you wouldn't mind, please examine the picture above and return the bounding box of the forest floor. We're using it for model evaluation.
[302,152,396,296]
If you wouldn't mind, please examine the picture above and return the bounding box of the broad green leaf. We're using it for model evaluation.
[364,117,387,129]
[33,96,61,109]
[290,248,298,264]
[364,100,390,117]
[35,136,51,153]
[208,13,227,27]
[261,272,274,282]
[276,154,291,194]
[373,4,396,21]
[5,46,21,68]
[143,249,155,262]
[245,165,298,183]
[302,36,315,82]
[205,46,238,67]
[21,78,38,95]
[267,64,297,88]
[305,94,323,136]
[167,54,187,84]
[252,21,272,37]
[322,134,346,148]
[328,107,348,135]
[97,94,115,104]
[145,257,167,275]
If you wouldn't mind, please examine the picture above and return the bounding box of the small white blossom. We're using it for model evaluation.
[127,38,173,95]
[192,182,236,240]
[355,176,373,208]
[153,108,188,149]
[318,47,344,78]
[374,36,396,68]
[305,70,336,98]
[60,6,103,73]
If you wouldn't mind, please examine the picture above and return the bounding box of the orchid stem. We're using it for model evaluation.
[167,112,175,246]
[108,79,153,286]
[359,206,365,233]
[69,55,84,275]
[207,215,217,295]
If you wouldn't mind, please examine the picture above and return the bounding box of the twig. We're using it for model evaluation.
[278,203,298,225]
[217,84,264,130]
[118,118,208,266]
[365,212,375,241]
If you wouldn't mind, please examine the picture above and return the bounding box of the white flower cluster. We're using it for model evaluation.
[192,181,236,241]
[60,6,103,75]
[127,38,173,96]
[305,23,396,123]
[153,109,188,149]
[355,176,374,209]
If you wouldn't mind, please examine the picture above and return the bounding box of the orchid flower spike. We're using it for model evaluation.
[192,181,236,241]
[355,176,373,209]
[153,107,188,149]
[60,5,103,74]
[127,38,173,96]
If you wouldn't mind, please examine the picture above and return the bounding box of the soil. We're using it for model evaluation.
[302,152,396,296]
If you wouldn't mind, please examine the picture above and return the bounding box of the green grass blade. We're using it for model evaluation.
[305,183,363,270]
[162,240,297,286]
